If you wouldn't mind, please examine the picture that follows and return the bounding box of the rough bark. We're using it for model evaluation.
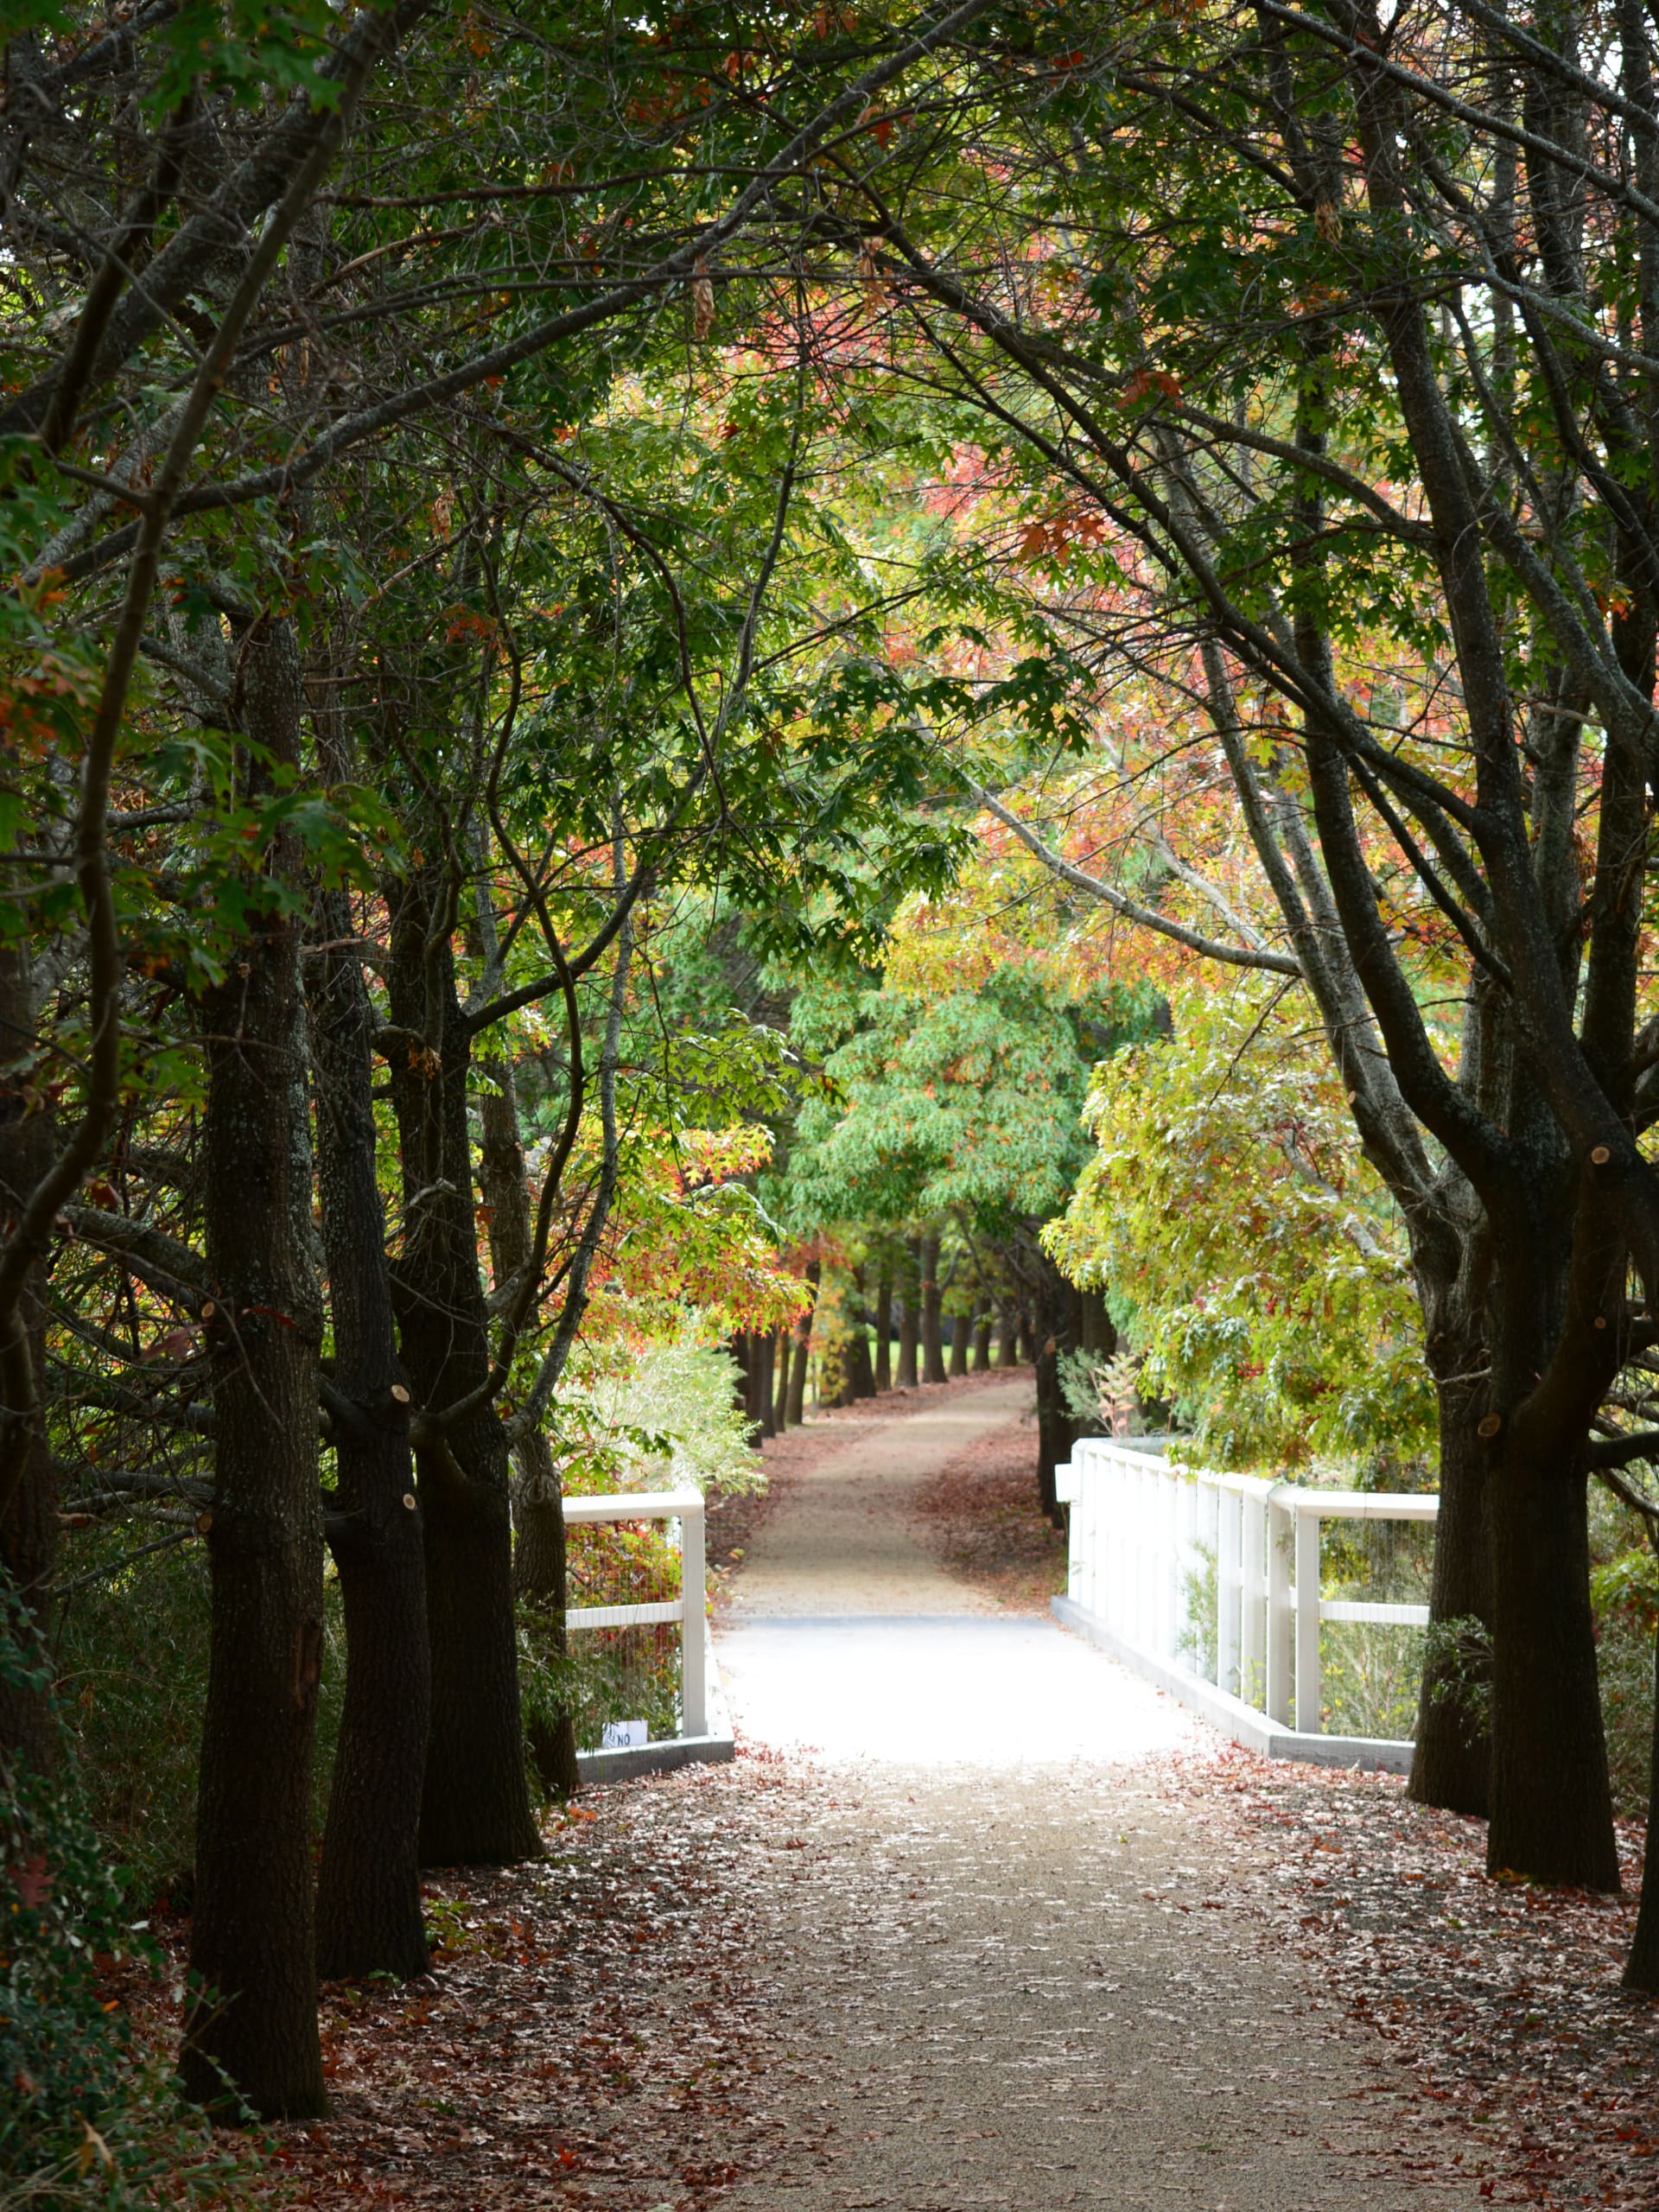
[308,887,429,1981]
[475,1039,579,1801]
[995,1306,1018,1368]
[919,1230,946,1384]
[785,1263,818,1427]
[896,1243,919,1389]
[1408,1362,1493,1820]
[1485,1442,1619,1889]
[947,1297,971,1378]
[972,1311,993,1371]
[181,617,327,2119]
[0,944,56,1775]
[874,1269,893,1391]
[1622,1624,1659,1989]
[385,875,538,1868]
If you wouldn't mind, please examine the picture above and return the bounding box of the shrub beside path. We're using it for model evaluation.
[713,1375,1471,2209]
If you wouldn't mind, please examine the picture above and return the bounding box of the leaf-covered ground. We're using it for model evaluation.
[1195,1757,1659,2207]
[233,1758,1657,2211]
[114,1381,1659,2208]
[911,1391,1066,1613]
[707,1367,1035,1596]
[256,1770,823,2209]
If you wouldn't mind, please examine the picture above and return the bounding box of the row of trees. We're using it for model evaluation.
[0,0,1027,2139]
[742,0,1659,1980]
[11,0,1659,2162]
[772,965,1128,1505]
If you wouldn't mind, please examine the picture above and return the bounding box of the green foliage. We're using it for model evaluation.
[0,1582,255,2208]
[518,1618,681,1761]
[556,1332,763,1497]
[1048,979,1433,1473]
[785,963,1144,1236]
[1596,1607,1656,1822]
[520,1516,684,1758]
[1423,1614,1494,1741]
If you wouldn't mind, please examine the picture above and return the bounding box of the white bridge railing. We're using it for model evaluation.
[562,1487,708,1741]
[1054,1438,1439,1772]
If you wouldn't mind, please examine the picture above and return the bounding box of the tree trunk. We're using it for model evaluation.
[1078,1287,1116,1358]
[874,1270,893,1391]
[751,1326,777,1437]
[818,1341,853,1408]
[846,1322,876,1400]
[1485,1443,1618,1889]
[1032,1262,1077,1528]
[785,1262,818,1427]
[309,891,430,1983]
[475,1042,579,1800]
[385,877,538,1869]
[948,1297,971,1378]
[896,1245,919,1389]
[1622,1624,1659,1989]
[774,1328,791,1425]
[731,1332,753,1423]
[1408,1364,1492,1820]
[995,1306,1017,1368]
[0,944,57,1777]
[972,1310,993,1370]
[181,617,327,2120]
[919,1231,945,1384]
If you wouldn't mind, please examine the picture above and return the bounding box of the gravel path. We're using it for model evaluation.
[713,1382,1471,2210]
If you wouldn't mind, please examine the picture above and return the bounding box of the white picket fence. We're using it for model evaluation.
[563,1487,733,1778]
[1053,1437,1439,1771]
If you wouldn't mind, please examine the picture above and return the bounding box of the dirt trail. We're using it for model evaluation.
[722,1376,1032,1618]
[712,1380,1470,2210]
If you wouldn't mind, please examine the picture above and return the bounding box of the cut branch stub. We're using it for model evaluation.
[1478,1413,1503,1440]
[1592,1145,1611,1165]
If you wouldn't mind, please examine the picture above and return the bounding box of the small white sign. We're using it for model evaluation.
[601,1718,649,1749]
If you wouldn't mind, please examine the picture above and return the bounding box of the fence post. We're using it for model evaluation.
[1166,1465,1179,1662]
[1267,1490,1294,1724]
[1242,1489,1267,1710]
[681,1495,707,1738]
[1217,1480,1241,1697]
[1294,1504,1321,1736]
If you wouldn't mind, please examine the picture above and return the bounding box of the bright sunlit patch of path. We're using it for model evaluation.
[715,1376,1193,1765]
[718,1612,1195,1766]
